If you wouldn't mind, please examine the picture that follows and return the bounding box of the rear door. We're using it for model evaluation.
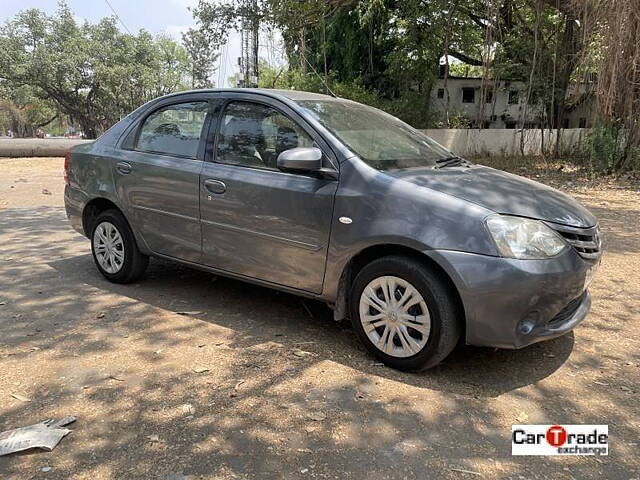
[199,95,338,293]
[114,99,210,262]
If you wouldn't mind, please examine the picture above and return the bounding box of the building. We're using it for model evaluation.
[429,77,593,129]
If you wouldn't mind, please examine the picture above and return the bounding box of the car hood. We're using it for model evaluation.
[387,165,597,228]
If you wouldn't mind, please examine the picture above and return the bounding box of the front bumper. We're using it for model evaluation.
[429,248,599,349]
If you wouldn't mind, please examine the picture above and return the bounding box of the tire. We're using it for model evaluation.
[349,255,461,371]
[90,209,148,284]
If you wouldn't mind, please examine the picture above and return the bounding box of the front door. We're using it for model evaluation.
[114,100,209,262]
[199,98,338,293]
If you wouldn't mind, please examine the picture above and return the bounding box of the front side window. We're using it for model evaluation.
[297,99,453,171]
[136,102,208,158]
[216,101,314,170]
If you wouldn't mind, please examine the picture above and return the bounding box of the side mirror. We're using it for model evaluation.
[277,147,323,173]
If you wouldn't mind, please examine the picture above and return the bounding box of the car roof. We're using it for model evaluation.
[159,88,340,103]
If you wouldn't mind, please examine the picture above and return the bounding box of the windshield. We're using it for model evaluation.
[296,99,454,170]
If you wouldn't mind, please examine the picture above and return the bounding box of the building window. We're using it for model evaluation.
[437,88,445,99]
[562,118,570,129]
[505,121,517,129]
[579,118,587,128]
[462,88,475,104]
[508,90,519,104]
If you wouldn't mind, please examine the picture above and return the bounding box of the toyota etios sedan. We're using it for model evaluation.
[64,88,601,370]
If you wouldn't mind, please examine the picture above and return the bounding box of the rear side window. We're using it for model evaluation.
[136,102,208,158]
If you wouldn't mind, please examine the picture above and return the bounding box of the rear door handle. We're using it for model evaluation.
[116,162,132,174]
[204,179,226,195]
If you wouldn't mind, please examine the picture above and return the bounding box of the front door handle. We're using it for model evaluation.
[116,162,132,174]
[204,179,226,195]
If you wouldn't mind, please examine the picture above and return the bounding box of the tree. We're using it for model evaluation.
[263,0,486,98]
[0,3,193,138]
[182,27,219,88]
[579,0,640,171]
[0,82,58,137]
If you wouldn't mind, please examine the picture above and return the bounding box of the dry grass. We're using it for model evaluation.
[474,155,640,191]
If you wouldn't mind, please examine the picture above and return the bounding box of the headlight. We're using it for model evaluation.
[485,215,567,259]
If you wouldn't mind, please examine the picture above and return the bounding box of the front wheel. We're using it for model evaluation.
[349,256,461,371]
[91,209,148,284]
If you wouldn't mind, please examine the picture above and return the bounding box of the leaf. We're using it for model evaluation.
[10,393,31,402]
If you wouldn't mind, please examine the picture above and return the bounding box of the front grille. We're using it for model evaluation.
[548,292,586,327]
[551,224,602,260]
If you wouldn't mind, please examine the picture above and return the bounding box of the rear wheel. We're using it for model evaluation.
[91,209,148,284]
[350,256,461,371]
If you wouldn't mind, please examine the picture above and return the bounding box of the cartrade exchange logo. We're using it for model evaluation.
[512,425,608,456]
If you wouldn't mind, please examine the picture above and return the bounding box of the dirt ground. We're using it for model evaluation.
[0,157,638,479]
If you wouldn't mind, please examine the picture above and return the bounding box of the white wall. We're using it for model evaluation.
[421,128,588,157]
[0,138,93,157]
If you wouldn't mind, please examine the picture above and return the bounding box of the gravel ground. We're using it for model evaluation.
[0,157,638,479]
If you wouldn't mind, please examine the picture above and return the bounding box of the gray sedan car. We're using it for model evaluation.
[64,88,601,370]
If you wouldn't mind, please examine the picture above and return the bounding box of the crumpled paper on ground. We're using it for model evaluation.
[0,416,76,456]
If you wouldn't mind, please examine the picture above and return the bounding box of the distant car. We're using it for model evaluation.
[64,89,601,370]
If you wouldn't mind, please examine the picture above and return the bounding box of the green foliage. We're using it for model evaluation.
[0,82,57,136]
[182,28,219,88]
[430,112,472,129]
[267,0,484,97]
[190,0,484,99]
[580,123,640,174]
[259,0,605,135]
[447,63,482,78]
[0,3,193,138]
[258,64,434,128]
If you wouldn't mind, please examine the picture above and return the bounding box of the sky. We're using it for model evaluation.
[0,0,285,87]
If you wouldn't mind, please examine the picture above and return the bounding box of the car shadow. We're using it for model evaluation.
[48,253,574,398]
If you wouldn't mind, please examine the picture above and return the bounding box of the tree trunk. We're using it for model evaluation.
[251,15,259,83]
[300,28,307,73]
[553,12,582,157]
[78,116,99,139]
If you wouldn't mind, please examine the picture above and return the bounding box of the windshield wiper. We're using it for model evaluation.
[434,156,468,169]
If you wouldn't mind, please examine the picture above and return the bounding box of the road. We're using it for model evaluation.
[0,157,638,479]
